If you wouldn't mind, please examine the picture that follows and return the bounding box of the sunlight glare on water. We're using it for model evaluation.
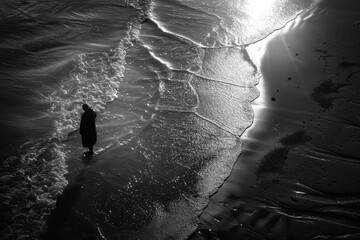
[246,0,277,18]
[245,0,277,30]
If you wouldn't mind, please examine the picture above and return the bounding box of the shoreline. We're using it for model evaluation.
[193,1,360,239]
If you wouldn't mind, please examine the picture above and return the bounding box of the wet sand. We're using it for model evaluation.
[39,1,360,239]
[193,0,360,239]
[42,110,241,240]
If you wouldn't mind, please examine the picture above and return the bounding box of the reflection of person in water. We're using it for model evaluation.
[80,104,97,155]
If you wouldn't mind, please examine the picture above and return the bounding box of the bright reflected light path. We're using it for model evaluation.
[246,0,277,18]
[244,0,278,32]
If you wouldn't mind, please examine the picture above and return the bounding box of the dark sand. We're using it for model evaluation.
[193,0,360,239]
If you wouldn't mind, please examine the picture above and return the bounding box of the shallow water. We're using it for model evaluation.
[194,1,360,239]
[0,0,338,239]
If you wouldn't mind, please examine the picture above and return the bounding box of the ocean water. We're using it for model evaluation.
[0,0,318,239]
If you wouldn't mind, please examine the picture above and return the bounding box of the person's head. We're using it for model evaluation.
[82,104,89,111]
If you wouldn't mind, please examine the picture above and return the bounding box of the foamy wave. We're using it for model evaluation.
[47,20,141,140]
[1,140,68,240]
[1,4,149,240]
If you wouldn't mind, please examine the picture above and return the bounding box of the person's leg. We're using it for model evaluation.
[89,145,94,155]
[84,146,94,155]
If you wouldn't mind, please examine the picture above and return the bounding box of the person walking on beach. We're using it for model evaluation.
[80,104,97,156]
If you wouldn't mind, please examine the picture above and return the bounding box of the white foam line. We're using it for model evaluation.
[142,44,253,89]
[153,107,241,137]
[188,73,200,110]
[193,112,239,137]
[97,224,107,240]
[147,13,239,49]
[146,47,173,69]
[192,71,254,88]
[173,162,203,178]
[242,0,321,48]
[155,106,195,112]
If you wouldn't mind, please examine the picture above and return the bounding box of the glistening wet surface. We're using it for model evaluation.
[193,1,360,239]
[3,0,360,239]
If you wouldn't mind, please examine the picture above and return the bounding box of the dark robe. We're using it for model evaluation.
[80,108,97,147]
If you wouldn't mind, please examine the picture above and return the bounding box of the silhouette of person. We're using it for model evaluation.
[80,104,97,155]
